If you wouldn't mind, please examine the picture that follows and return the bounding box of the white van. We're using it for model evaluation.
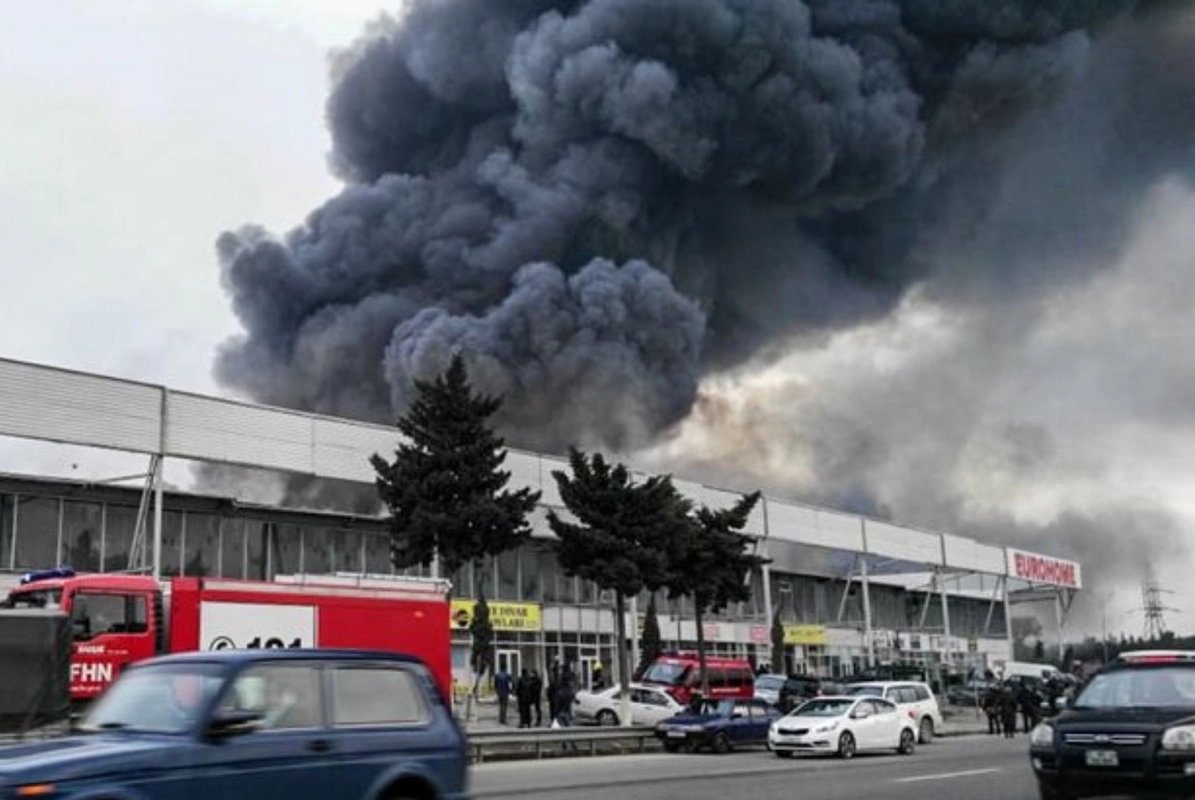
[1001,661,1061,682]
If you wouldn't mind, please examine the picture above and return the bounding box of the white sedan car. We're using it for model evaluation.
[573,683,684,726]
[768,696,918,759]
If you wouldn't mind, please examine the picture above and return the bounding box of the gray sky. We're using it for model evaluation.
[0,0,390,477]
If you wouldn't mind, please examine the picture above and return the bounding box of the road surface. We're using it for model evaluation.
[471,736,1048,800]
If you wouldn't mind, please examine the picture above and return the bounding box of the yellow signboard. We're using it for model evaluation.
[783,624,827,646]
[450,600,542,632]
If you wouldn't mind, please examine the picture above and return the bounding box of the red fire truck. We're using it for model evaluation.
[2,568,452,704]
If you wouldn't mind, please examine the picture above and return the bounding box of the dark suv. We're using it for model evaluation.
[778,675,823,713]
[1030,650,1195,800]
[0,649,467,800]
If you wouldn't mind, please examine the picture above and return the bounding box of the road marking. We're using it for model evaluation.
[893,768,1000,784]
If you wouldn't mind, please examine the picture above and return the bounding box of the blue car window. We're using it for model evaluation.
[218,664,323,730]
[332,666,429,727]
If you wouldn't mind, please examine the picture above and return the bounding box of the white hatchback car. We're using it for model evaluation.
[768,696,917,758]
[844,682,943,743]
[572,683,684,726]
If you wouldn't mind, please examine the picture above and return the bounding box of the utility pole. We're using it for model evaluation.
[1139,579,1178,640]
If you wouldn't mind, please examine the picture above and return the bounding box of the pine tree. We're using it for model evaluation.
[548,448,690,727]
[770,610,786,674]
[664,491,767,698]
[637,593,663,678]
[371,354,541,589]
[470,589,495,691]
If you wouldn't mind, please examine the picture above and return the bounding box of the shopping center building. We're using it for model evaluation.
[0,357,1083,691]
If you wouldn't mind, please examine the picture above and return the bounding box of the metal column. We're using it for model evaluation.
[152,387,168,581]
[860,520,874,669]
[939,569,953,668]
[761,499,776,667]
[1002,576,1015,665]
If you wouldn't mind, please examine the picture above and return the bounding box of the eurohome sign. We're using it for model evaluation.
[1007,548,1082,589]
[450,600,543,632]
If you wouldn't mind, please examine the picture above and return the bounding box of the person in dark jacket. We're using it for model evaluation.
[1001,686,1019,738]
[1019,683,1041,733]
[982,687,1002,735]
[515,669,532,729]
[529,669,544,726]
[495,668,513,726]
[547,661,560,723]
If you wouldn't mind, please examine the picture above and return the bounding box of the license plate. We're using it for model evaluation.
[1085,750,1119,767]
[667,731,686,738]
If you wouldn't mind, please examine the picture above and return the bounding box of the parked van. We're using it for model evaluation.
[1001,661,1062,682]
[640,653,755,705]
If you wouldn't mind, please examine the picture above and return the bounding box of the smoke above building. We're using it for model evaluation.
[213,0,1195,618]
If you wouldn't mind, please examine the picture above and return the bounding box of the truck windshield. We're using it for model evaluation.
[642,663,689,685]
[1,589,62,609]
[79,663,227,735]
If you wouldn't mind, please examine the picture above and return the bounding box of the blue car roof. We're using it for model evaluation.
[133,648,428,669]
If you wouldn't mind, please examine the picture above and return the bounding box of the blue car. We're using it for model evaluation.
[0,649,468,800]
[655,698,781,754]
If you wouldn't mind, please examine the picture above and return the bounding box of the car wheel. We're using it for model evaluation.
[919,718,935,744]
[899,728,916,755]
[713,732,732,754]
[596,710,619,727]
[837,731,856,759]
[775,750,794,759]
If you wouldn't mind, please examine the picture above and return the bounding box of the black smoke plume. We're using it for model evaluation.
[215,0,1162,452]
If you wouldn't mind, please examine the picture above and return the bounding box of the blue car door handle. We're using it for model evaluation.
[307,739,333,753]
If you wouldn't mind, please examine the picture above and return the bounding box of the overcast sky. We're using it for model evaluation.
[1,1,1191,638]
[0,0,392,479]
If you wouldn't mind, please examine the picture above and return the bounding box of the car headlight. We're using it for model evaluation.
[815,721,840,734]
[1029,723,1055,747]
[1163,726,1195,751]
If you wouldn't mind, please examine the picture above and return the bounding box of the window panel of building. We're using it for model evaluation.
[302,526,333,575]
[519,548,542,602]
[333,530,364,574]
[102,504,138,573]
[556,570,578,604]
[450,563,472,599]
[62,501,103,573]
[220,517,246,579]
[158,511,183,577]
[246,520,268,580]
[497,550,518,601]
[182,512,220,577]
[475,556,495,598]
[270,524,301,577]
[540,551,559,603]
[364,533,391,576]
[0,494,14,570]
[14,495,60,570]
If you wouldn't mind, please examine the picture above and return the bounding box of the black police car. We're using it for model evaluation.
[1030,650,1195,799]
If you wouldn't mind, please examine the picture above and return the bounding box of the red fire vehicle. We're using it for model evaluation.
[640,652,756,705]
[3,568,452,704]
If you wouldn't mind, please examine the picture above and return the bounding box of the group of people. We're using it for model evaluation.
[981,677,1071,737]
[494,660,589,729]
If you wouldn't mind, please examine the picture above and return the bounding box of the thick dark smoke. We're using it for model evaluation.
[215,0,1159,452]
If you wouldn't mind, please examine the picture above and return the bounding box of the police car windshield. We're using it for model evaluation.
[79,663,227,734]
[1075,666,1195,710]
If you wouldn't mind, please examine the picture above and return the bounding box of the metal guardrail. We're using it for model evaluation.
[467,726,660,763]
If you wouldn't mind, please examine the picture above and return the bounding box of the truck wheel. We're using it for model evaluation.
[596,710,618,727]
[837,732,856,759]
[919,718,934,744]
[713,732,732,754]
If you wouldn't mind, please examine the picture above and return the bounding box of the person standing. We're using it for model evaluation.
[1001,685,1019,739]
[982,687,1002,736]
[515,669,532,729]
[530,669,544,727]
[547,660,560,723]
[495,667,513,726]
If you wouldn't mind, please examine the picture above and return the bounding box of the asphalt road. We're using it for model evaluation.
[470,735,1044,800]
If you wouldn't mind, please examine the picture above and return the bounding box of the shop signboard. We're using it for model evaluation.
[450,600,542,632]
[748,625,769,644]
[1007,548,1081,589]
[783,624,827,646]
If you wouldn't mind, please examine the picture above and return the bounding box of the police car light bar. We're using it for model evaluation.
[18,566,76,585]
[1118,651,1195,665]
